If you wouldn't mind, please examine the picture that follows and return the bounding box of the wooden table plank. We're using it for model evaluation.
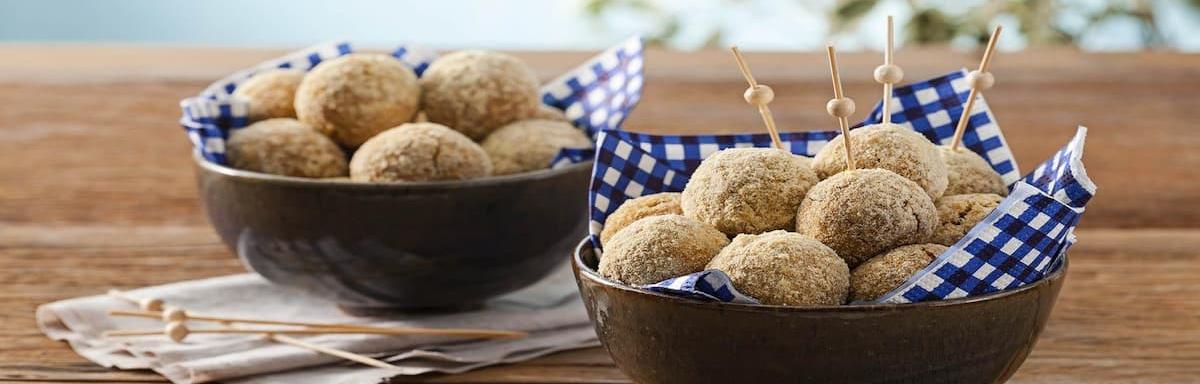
[1,227,1197,383]
[2,46,1199,383]
[2,47,1197,228]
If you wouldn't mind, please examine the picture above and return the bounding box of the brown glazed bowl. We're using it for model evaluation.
[573,239,1067,384]
[193,152,590,313]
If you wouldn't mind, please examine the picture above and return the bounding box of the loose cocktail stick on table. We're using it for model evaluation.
[730,46,785,150]
[104,323,523,341]
[269,334,400,370]
[107,309,527,339]
[103,295,526,370]
[107,321,403,370]
[949,25,1003,150]
[825,44,857,171]
[106,289,164,312]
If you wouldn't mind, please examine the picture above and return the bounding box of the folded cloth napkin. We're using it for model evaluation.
[37,262,598,384]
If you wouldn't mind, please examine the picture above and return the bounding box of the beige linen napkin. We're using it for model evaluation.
[37,262,598,384]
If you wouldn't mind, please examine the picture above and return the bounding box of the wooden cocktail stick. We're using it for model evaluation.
[730,46,785,150]
[825,45,857,171]
[104,325,523,340]
[107,290,164,312]
[269,334,400,370]
[107,309,527,339]
[949,25,1003,150]
[111,322,402,369]
[874,15,904,125]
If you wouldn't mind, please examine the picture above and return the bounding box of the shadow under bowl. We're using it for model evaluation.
[573,239,1067,384]
[193,152,591,314]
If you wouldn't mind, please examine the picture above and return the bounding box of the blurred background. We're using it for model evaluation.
[1,0,1197,52]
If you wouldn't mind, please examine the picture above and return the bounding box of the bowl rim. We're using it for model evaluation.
[573,237,1068,313]
[192,150,593,190]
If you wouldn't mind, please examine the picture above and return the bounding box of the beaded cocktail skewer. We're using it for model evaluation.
[949,25,1003,150]
[107,289,164,312]
[729,46,785,150]
[874,16,904,125]
[110,321,402,370]
[103,323,524,341]
[103,294,525,370]
[106,309,526,339]
[824,44,857,170]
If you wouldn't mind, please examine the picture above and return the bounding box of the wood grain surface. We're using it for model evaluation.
[1,45,1198,383]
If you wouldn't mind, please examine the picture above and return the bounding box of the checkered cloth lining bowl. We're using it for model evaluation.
[179,37,645,168]
[589,70,1095,305]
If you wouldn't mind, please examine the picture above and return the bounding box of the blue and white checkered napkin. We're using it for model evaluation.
[588,71,1096,305]
[179,37,644,168]
[643,270,760,304]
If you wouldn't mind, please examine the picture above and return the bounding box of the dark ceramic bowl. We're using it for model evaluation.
[573,239,1067,384]
[193,152,591,313]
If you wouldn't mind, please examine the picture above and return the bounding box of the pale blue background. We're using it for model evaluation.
[1,0,1196,51]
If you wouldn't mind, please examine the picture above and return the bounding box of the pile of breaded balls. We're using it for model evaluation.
[598,122,1007,306]
[225,51,590,181]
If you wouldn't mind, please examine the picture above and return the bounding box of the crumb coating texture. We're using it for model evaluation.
[226,118,347,178]
[295,54,420,148]
[931,193,1004,246]
[796,168,938,267]
[707,230,849,306]
[420,50,540,140]
[813,123,948,199]
[481,119,592,175]
[349,123,492,182]
[939,145,1008,196]
[850,243,945,302]
[599,193,684,245]
[599,215,729,286]
[682,148,819,236]
[233,69,304,121]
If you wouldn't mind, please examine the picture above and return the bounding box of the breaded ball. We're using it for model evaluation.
[812,123,949,199]
[796,168,938,267]
[706,231,849,306]
[940,145,1008,196]
[599,193,683,245]
[931,193,1004,246]
[532,105,570,122]
[599,215,729,285]
[233,69,303,121]
[481,119,592,175]
[225,118,347,178]
[421,51,540,140]
[349,122,492,182]
[681,148,819,236]
[295,54,420,148]
[850,244,946,302]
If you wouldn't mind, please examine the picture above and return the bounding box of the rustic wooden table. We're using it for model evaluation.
[1,45,1198,383]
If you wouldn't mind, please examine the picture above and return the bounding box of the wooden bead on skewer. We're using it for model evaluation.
[826,98,856,119]
[165,321,189,343]
[825,44,857,171]
[161,306,187,322]
[107,289,164,312]
[873,64,904,85]
[729,45,785,150]
[965,70,995,91]
[949,25,1003,150]
[744,84,774,106]
[875,15,903,125]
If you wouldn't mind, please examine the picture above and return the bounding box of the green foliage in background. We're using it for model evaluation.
[584,0,1194,49]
